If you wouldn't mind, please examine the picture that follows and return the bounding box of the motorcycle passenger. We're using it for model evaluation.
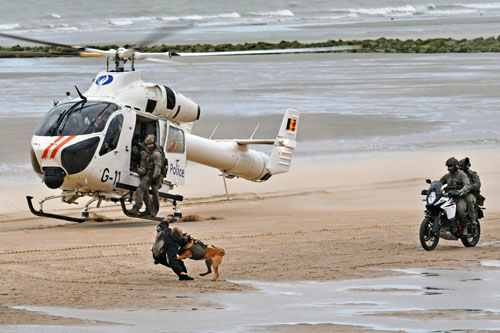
[458,157,481,223]
[439,157,471,236]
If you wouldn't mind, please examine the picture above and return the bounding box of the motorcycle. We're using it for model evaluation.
[419,179,484,251]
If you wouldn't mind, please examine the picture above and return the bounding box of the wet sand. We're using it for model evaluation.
[1,149,499,330]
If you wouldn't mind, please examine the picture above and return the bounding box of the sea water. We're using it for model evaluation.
[2,1,500,181]
[2,0,500,45]
[1,53,500,171]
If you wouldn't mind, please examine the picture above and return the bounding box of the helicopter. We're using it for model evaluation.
[0,32,354,223]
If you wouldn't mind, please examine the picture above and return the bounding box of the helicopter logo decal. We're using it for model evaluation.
[96,74,114,86]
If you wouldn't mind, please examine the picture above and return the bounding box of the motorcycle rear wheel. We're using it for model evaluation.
[420,217,439,251]
[461,220,480,247]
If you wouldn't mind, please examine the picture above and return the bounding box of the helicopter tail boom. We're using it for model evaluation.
[185,109,299,181]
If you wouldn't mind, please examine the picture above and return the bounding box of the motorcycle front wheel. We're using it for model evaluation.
[420,217,439,251]
[461,220,481,247]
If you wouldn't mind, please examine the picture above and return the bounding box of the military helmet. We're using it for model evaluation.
[446,157,458,173]
[144,134,156,145]
[458,157,471,168]
[445,157,458,167]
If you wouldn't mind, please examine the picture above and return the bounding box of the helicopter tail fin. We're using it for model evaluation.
[266,108,299,175]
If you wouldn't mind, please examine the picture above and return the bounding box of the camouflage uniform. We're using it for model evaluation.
[459,158,481,222]
[131,135,164,216]
[439,157,471,233]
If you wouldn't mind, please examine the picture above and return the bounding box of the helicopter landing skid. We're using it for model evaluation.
[26,195,91,223]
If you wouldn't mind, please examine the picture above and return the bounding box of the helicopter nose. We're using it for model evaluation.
[43,167,66,189]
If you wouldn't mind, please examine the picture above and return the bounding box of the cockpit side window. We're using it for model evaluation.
[34,101,119,136]
[99,114,124,156]
[166,126,185,153]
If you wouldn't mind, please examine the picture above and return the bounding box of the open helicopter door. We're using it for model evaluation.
[118,114,172,192]
[163,124,186,186]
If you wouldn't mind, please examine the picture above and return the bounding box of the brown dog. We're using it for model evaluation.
[177,236,226,281]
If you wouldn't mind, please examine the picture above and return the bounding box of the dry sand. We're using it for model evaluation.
[1,149,499,328]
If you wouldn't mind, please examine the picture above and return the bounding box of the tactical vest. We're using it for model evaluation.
[464,170,480,194]
[144,147,168,177]
[144,148,159,172]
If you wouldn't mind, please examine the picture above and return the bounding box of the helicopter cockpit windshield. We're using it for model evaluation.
[35,101,119,136]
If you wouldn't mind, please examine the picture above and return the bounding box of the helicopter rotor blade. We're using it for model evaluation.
[0,31,357,62]
[175,46,356,57]
[132,26,184,51]
[0,32,109,57]
[134,45,356,60]
[0,50,81,57]
[0,32,84,51]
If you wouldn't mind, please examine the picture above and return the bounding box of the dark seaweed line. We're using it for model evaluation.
[3,36,500,57]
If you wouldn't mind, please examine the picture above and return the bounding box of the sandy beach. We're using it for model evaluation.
[1,148,499,330]
[2,23,500,329]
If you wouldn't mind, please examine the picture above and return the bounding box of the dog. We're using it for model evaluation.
[177,234,226,281]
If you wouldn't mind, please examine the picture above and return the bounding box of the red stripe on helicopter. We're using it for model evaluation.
[286,118,297,132]
[49,135,77,158]
[41,136,65,159]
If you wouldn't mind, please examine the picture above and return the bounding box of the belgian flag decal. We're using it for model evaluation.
[286,118,297,132]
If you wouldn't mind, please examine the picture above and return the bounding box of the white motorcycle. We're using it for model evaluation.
[419,179,484,251]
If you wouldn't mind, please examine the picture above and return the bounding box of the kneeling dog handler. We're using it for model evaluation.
[152,218,194,280]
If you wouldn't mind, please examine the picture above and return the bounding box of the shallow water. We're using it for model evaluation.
[6,264,500,332]
[2,0,500,46]
[2,53,500,168]
[2,52,500,186]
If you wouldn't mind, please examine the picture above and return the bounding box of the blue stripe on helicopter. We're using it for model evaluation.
[96,75,114,86]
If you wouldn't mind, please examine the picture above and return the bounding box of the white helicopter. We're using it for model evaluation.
[1,32,353,222]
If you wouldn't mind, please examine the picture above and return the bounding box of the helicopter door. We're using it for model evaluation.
[164,124,186,186]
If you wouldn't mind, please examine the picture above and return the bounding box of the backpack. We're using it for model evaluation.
[152,221,169,267]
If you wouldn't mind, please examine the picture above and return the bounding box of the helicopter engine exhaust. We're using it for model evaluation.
[152,85,200,123]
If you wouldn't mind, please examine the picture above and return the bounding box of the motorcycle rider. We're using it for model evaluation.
[458,157,481,223]
[439,157,471,236]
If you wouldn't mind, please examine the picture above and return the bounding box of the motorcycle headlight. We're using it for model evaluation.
[427,191,437,204]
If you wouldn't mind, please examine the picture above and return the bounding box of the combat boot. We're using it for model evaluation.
[462,226,469,237]
[140,209,152,217]
[129,207,140,217]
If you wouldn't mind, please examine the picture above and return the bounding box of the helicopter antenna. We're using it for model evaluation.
[209,123,220,140]
[249,123,260,139]
[74,85,87,102]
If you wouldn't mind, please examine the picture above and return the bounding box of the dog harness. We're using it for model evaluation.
[187,239,208,260]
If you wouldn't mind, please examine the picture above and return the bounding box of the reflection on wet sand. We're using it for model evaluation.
[7,265,500,332]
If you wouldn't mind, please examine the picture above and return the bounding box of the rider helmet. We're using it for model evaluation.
[445,157,459,173]
[458,157,471,171]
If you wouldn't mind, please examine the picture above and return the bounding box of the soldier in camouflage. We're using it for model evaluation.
[130,134,164,217]
[439,157,471,236]
[458,157,481,223]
